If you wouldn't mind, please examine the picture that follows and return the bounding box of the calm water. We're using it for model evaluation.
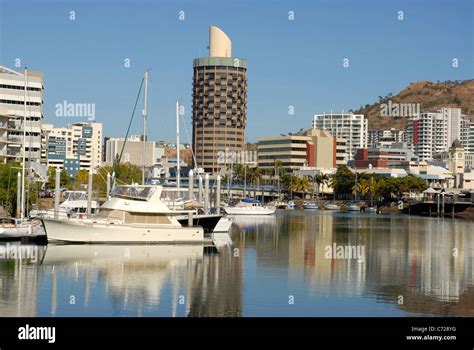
[1,211,473,317]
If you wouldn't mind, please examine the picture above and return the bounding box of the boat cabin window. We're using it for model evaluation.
[112,186,156,201]
[64,191,87,201]
[160,188,188,201]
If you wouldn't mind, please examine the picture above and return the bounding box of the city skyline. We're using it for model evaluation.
[1,0,472,144]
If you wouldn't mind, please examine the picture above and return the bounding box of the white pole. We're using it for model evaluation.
[142,69,149,185]
[216,175,221,215]
[87,166,93,216]
[87,147,94,216]
[20,68,28,220]
[188,169,194,200]
[198,175,203,204]
[106,172,111,199]
[54,168,60,219]
[176,100,181,190]
[204,173,210,214]
[244,165,247,198]
[17,172,21,219]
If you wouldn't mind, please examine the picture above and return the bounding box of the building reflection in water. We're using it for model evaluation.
[0,212,473,317]
[232,212,474,316]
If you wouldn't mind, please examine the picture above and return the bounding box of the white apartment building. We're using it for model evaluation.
[406,108,470,162]
[42,122,102,177]
[0,66,44,164]
[464,124,474,154]
[312,112,367,159]
[367,128,405,148]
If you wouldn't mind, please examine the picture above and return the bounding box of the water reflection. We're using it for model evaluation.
[0,212,473,316]
[232,212,474,316]
[0,243,46,316]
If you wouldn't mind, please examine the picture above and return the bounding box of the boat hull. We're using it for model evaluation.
[324,204,340,210]
[347,206,360,212]
[303,204,319,210]
[224,207,275,215]
[42,218,205,243]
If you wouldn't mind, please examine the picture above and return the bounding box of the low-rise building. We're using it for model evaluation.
[461,171,474,190]
[257,135,309,173]
[104,136,164,167]
[354,143,417,169]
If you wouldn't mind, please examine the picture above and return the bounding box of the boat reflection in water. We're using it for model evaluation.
[0,243,47,316]
[39,242,241,317]
[0,210,473,317]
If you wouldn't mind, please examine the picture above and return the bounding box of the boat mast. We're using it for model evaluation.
[354,164,358,202]
[176,100,180,189]
[142,69,149,185]
[20,68,28,220]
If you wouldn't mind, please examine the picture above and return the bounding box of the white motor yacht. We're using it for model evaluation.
[42,185,211,243]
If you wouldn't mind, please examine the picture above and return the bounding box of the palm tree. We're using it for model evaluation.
[300,176,312,199]
[351,182,360,197]
[287,176,307,199]
[358,179,370,197]
[328,174,337,201]
[307,174,316,199]
[314,173,329,201]
[367,176,378,207]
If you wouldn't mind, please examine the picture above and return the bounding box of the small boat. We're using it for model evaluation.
[0,217,44,240]
[365,206,377,213]
[287,200,296,210]
[347,202,361,212]
[224,198,275,215]
[324,202,340,210]
[303,202,319,210]
[30,190,99,219]
[42,185,230,243]
[274,202,288,210]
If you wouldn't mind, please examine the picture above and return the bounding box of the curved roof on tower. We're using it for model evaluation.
[209,26,232,58]
[452,139,462,148]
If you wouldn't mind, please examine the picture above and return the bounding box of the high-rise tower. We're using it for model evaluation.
[192,26,247,173]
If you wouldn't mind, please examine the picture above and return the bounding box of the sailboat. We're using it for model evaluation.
[324,175,340,210]
[347,168,360,212]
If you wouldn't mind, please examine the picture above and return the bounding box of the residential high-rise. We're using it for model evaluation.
[312,112,367,159]
[41,122,102,178]
[0,66,44,164]
[192,26,247,173]
[467,125,474,154]
[406,108,470,161]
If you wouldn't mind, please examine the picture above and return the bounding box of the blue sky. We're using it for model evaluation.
[1,0,472,142]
